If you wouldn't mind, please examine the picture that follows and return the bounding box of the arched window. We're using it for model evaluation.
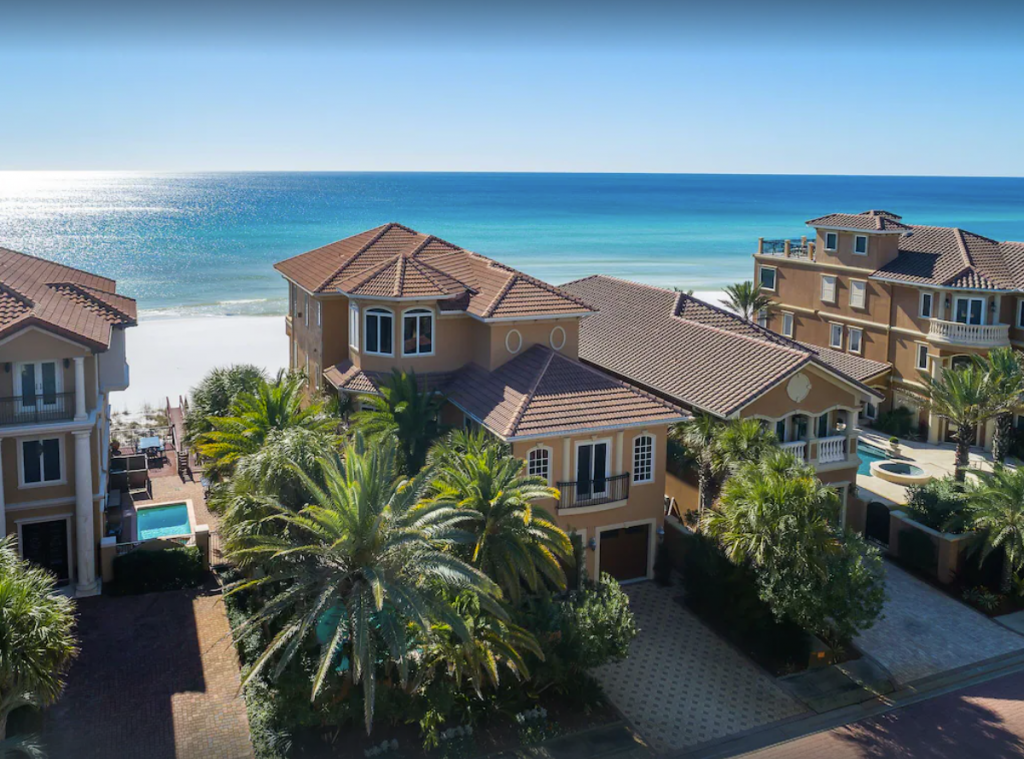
[632,434,654,484]
[402,308,434,356]
[364,308,394,356]
[527,446,551,484]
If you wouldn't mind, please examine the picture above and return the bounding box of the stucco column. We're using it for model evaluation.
[73,356,87,421]
[73,430,99,597]
[928,354,942,444]
[615,431,624,475]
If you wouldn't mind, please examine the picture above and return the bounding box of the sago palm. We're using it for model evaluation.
[196,371,336,478]
[976,348,1024,462]
[720,280,776,322]
[969,465,1024,592]
[225,436,500,734]
[716,417,778,474]
[430,437,571,602]
[350,369,446,475]
[671,415,725,518]
[0,537,78,741]
[924,364,1000,482]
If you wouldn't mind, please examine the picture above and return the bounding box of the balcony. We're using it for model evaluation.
[0,392,76,426]
[757,237,815,260]
[927,319,1010,349]
[817,435,847,465]
[557,473,630,511]
[780,440,808,461]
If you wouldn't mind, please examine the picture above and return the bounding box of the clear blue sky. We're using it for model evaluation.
[2,0,1023,175]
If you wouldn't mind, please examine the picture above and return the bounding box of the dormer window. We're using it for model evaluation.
[854,235,868,255]
[825,232,838,251]
[365,308,394,356]
[402,308,434,356]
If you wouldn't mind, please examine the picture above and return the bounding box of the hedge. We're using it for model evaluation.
[110,545,205,595]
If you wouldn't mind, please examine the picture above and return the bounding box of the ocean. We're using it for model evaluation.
[2,172,1024,319]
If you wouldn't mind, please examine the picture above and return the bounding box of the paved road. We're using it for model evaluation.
[745,667,1024,758]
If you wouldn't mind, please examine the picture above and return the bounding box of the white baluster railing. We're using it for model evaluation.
[817,436,847,464]
[780,440,808,461]
[927,319,1009,347]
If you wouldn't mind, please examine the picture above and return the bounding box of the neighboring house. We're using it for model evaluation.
[561,275,886,531]
[753,210,1024,446]
[0,247,135,596]
[274,223,687,582]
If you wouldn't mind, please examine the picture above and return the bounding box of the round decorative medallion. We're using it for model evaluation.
[787,372,812,402]
[505,329,523,354]
[549,326,567,351]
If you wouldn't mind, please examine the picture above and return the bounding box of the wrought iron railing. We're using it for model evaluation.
[557,473,630,510]
[0,392,76,426]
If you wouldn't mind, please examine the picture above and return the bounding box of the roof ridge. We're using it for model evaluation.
[48,281,136,324]
[954,228,974,269]
[479,255,594,314]
[672,306,813,360]
[393,256,406,297]
[408,257,467,294]
[406,234,435,259]
[506,347,556,436]
[0,280,36,309]
[547,348,684,414]
[318,223,394,291]
[481,265,519,318]
[0,247,118,291]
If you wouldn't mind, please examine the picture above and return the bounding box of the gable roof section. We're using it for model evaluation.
[562,276,881,417]
[0,247,136,350]
[807,210,912,233]
[872,225,1020,290]
[794,342,891,384]
[274,223,595,320]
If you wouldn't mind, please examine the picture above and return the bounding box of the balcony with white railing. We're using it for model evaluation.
[780,440,808,461]
[927,319,1010,348]
[756,237,815,260]
[817,435,848,465]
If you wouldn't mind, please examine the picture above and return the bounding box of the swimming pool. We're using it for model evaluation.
[857,441,889,476]
[137,503,192,541]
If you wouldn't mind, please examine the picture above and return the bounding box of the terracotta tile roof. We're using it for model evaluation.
[0,247,136,350]
[323,361,455,396]
[807,210,912,232]
[562,276,881,417]
[274,223,594,320]
[795,342,891,383]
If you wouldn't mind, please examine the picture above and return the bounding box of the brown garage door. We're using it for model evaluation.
[600,525,649,582]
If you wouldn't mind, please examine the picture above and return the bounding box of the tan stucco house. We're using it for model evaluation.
[275,223,687,582]
[754,210,1024,447]
[0,247,135,596]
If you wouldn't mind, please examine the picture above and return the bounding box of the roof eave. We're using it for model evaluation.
[868,274,1016,293]
[805,223,907,235]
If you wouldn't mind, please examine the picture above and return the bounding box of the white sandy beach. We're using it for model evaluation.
[107,290,727,413]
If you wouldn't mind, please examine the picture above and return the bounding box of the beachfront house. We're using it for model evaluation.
[275,223,687,582]
[0,247,135,596]
[754,210,1024,447]
[561,276,885,531]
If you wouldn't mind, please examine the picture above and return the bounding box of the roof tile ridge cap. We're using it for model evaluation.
[393,255,406,297]
[48,281,135,323]
[481,264,519,317]
[406,234,435,259]
[560,274,601,288]
[554,350,685,413]
[0,280,36,308]
[505,348,556,437]
[410,256,474,293]
[480,255,594,312]
[341,252,403,291]
[318,223,394,292]
[671,305,812,359]
[0,247,118,290]
[954,228,974,270]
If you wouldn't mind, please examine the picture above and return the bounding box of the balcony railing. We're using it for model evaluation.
[757,237,815,260]
[557,473,630,510]
[0,392,76,426]
[780,440,808,461]
[817,435,847,464]
[927,319,1010,348]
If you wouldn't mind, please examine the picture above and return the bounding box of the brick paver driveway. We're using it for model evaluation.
[855,562,1024,685]
[593,582,807,753]
[746,667,1024,758]
[42,584,253,759]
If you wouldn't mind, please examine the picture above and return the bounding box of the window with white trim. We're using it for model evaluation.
[825,232,838,251]
[317,301,322,328]
[916,343,929,371]
[527,447,551,484]
[759,266,777,291]
[632,434,654,484]
[293,285,301,317]
[21,438,62,486]
[349,303,360,350]
[1018,299,1024,329]
[850,280,866,309]
[782,312,794,338]
[757,309,768,328]
[848,326,863,354]
[920,291,933,319]
[821,275,837,303]
[304,294,309,327]
[864,401,878,420]
[402,308,434,356]
[854,235,868,255]
[829,323,843,349]
[292,340,297,369]
[364,308,394,355]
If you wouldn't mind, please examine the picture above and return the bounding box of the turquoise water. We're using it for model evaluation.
[137,504,191,540]
[858,442,889,477]
[3,172,1024,318]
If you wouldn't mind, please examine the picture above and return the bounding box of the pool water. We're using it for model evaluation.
[878,462,926,476]
[137,504,191,540]
[857,441,889,476]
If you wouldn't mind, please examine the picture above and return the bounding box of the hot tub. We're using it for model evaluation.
[869,460,932,486]
[135,499,197,542]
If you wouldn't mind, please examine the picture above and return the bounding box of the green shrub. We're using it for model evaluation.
[963,586,1001,613]
[875,406,914,438]
[549,574,637,667]
[898,529,938,574]
[110,546,205,595]
[905,477,975,534]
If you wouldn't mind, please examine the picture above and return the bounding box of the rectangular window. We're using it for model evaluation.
[1018,299,1024,329]
[782,312,794,337]
[850,280,866,309]
[22,438,61,485]
[632,435,654,484]
[916,343,929,371]
[365,309,394,355]
[349,303,360,350]
[775,419,787,443]
[848,327,863,354]
[954,296,984,326]
[289,284,296,316]
[821,275,837,304]
[854,235,868,255]
[920,292,933,319]
[528,447,550,484]
[829,323,843,349]
[292,340,297,369]
[817,413,830,439]
[293,285,301,316]
[314,363,321,390]
[304,295,309,327]
[757,309,768,328]
[317,301,322,328]
[759,266,777,291]
[864,401,878,420]
[825,232,838,251]
[17,361,61,408]
[576,441,609,498]
[402,309,434,356]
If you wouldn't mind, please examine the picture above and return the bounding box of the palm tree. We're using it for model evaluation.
[350,370,446,475]
[196,371,336,478]
[430,436,571,602]
[716,417,778,474]
[0,537,78,742]
[924,364,1000,482]
[976,348,1024,462]
[226,436,500,734]
[969,465,1024,592]
[720,281,776,322]
[184,363,268,444]
[671,415,724,518]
